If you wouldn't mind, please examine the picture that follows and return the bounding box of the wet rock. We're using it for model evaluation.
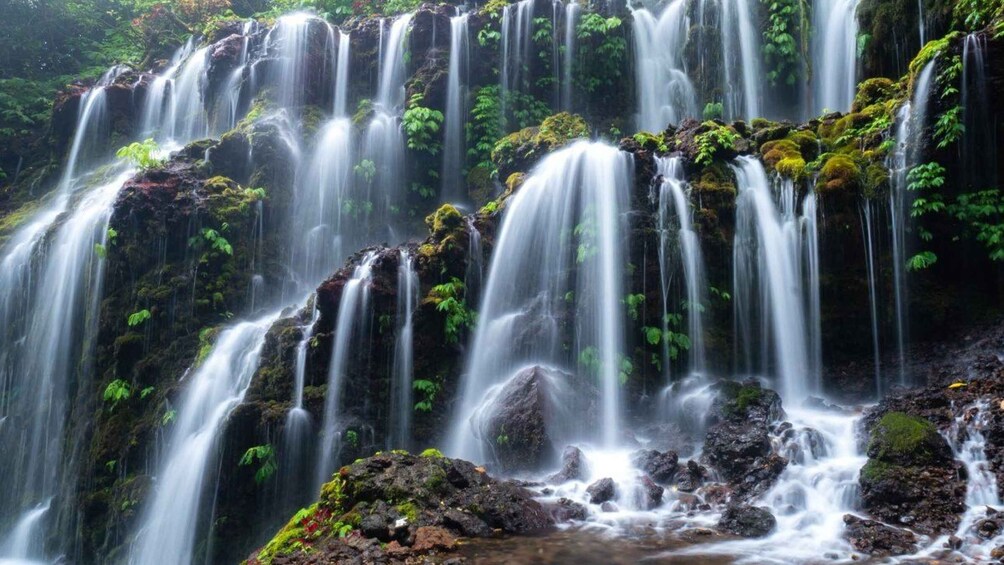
[676,460,708,492]
[547,498,588,522]
[717,504,776,538]
[600,501,619,513]
[945,535,962,550]
[734,453,788,499]
[631,449,678,484]
[859,411,966,535]
[843,514,917,556]
[548,446,589,483]
[977,515,1002,539]
[586,478,617,504]
[637,476,664,510]
[411,526,457,552]
[480,366,561,473]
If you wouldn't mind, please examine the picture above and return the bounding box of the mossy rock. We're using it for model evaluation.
[816,154,862,195]
[466,164,496,205]
[424,204,463,238]
[491,112,589,178]
[866,411,952,467]
[908,32,963,78]
[761,139,807,181]
[631,131,670,153]
[852,78,901,113]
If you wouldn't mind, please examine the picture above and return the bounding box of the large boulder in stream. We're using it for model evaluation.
[249,451,552,564]
[717,504,776,538]
[476,365,597,473]
[703,380,787,497]
[843,514,918,556]
[858,411,966,536]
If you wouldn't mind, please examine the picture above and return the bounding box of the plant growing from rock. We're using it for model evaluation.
[116,138,165,170]
[402,93,444,155]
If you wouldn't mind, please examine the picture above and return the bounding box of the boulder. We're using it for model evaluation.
[631,449,678,484]
[676,460,708,492]
[547,498,588,522]
[717,504,777,538]
[843,514,917,557]
[548,446,589,483]
[636,476,664,510]
[586,478,617,504]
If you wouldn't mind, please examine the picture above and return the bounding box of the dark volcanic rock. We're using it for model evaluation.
[676,460,708,492]
[637,476,665,510]
[586,478,617,504]
[717,504,776,538]
[859,411,966,535]
[843,514,917,556]
[631,449,678,484]
[547,498,589,522]
[548,445,589,483]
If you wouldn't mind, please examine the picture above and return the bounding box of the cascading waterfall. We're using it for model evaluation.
[464,217,484,307]
[143,45,213,144]
[812,0,861,115]
[888,59,935,385]
[560,0,580,112]
[389,251,418,449]
[314,252,378,492]
[265,13,338,112]
[732,157,820,401]
[447,141,631,463]
[720,0,763,120]
[363,14,413,229]
[442,12,469,203]
[280,303,320,499]
[127,314,279,565]
[655,157,707,376]
[213,21,258,133]
[860,199,883,395]
[631,1,697,131]
[500,0,535,127]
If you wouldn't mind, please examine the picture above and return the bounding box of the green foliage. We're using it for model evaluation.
[868,412,940,464]
[573,14,627,95]
[162,408,177,426]
[466,86,502,172]
[239,444,277,485]
[952,0,1004,32]
[127,309,151,327]
[694,122,739,166]
[194,227,233,256]
[623,293,645,321]
[103,379,131,410]
[905,162,946,271]
[344,430,359,448]
[413,378,440,412]
[116,138,165,170]
[402,93,444,154]
[949,189,1004,262]
[761,0,803,86]
[642,313,691,360]
[420,448,444,458]
[140,386,155,399]
[702,102,724,121]
[907,251,938,271]
[933,106,964,149]
[427,278,475,344]
[354,159,376,183]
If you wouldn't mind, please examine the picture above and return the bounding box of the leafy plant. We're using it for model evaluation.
[239,444,277,485]
[162,408,177,426]
[703,102,724,121]
[694,123,739,166]
[934,105,964,149]
[402,93,444,154]
[905,162,946,270]
[127,309,151,327]
[949,189,1004,261]
[103,379,131,410]
[413,378,440,412]
[761,0,804,86]
[573,14,627,95]
[116,138,165,170]
[199,228,233,256]
[354,159,376,183]
[623,293,645,321]
[345,430,359,448]
[427,278,475,344]
[643,313,691,360]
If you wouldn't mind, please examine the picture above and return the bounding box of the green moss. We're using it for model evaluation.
[395,501,420,522]
[424,204,463,237]
[419,448,444,458]
[632,131,669,152]
[817,154,862,194]
[467,164,496,205]
[868,412,941,464]
[0,199,41,241]
[908,32,963,78]
[853,78,900,112]
[491,113,589,173]
[860,459,896,482]
[254,503,318,565]
[761,139,806,180]
[537,112,589,145]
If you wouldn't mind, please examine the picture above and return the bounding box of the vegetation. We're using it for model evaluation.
[239,444,277,485]
[693,122,740,166]
[761,0,808,87]
[426,277,475,345]
[402,93,444,154]
[116,138,165,170]
[103,379,131,410]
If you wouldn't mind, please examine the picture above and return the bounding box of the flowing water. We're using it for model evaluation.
[860,199,883,396]
[389,250,419,450]
[500,0,535,128]
[631,1,697,131]
[448,141,631,463]
[812,0,862,115]
[128,314,280,565]
[720,0,763,120]
[442,12,470,204]
[314,252,378,492]
[732,157,819,402]
[560,1,580,112]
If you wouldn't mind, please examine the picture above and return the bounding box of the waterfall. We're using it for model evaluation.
[560,1,580,112]
[314,252,378,492]
[655,157,707,377]
[732,157,819,401]
[334,31,351,117]
[281,303,320,488]
[464,217,484,307]
[144,46,212,144]
[389,251,418,450]
[127,314,278,565]
[447,141,631,463]
[214,21,258,133]
[442,12,469,203]
[363,14,413,233]
[265,13,338,111]
[888,59,935,385]
[720,0,763,120]
[630,1,697,131]
[860,199,883,396]
[962,33,996,189]
[500,0,535,126]
[812,0,861,115]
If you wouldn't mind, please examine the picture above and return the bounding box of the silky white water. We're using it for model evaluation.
[389,250,418,450]
[812,0,861,115]
[442,12,470,203]
[631,1,697,131]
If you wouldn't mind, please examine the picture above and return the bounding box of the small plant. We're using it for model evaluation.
[200,228,233,256]
[127,309,151,327]
[413,378,440,412]
[949,189,1004,262]
[116,138,165,170]
[344,430,359,448]
[905,162,946,270]
[239,444,277,485]
[623,293,645,321]
[162,409,177,426]
[103,379,131,410]
[140,386,155,399]
[694,123,739,166]
[402,93,444,154]
[354,159,376,183]
[703,102,724,121]
[427,277,475,344]
[643,313,691,360]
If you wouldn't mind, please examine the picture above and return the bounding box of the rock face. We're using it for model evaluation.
[842,514,917,556]
[250,451,552,564]
[631,449,678,484]
[717,504,776,538]
[586,478,617,504]
[480,365,591,473]
[859,411,966,536]
[548,446,589,483]
[703,380,787,497]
